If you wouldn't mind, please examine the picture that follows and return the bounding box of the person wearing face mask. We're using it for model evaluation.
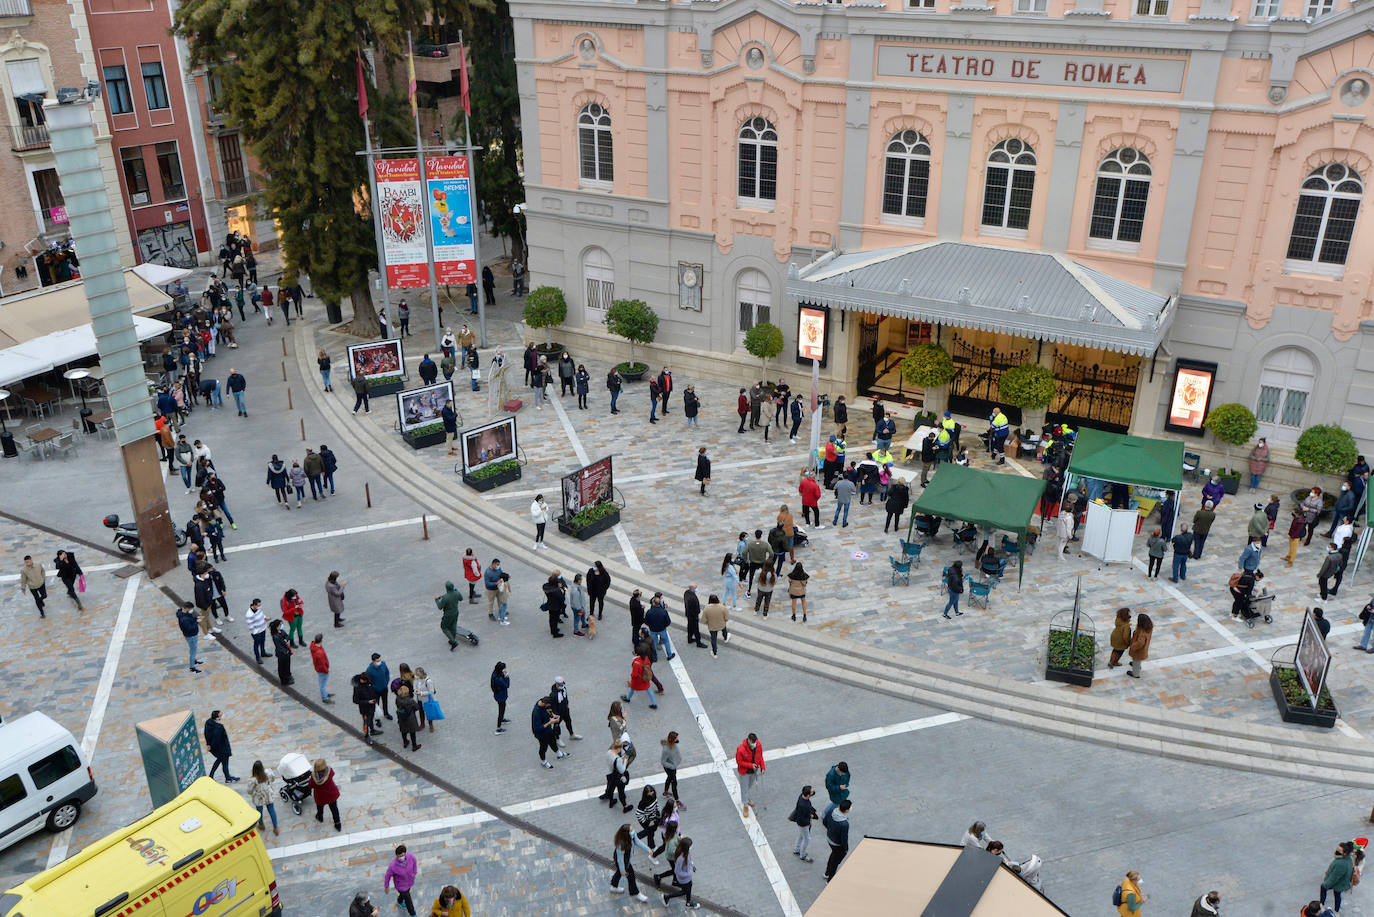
[1326,483,1357,539]
[1302,487,1325,546]
[530,494,551,550]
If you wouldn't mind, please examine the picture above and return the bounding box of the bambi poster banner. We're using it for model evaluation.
[425,155,477,285]
[375,158,429,289]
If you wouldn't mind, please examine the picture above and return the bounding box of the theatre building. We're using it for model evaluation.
[511,0,1374,448]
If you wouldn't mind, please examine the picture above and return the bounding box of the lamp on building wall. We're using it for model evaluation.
[512,202,528,262]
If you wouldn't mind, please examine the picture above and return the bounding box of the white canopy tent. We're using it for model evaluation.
[130,262,193,291]
[0,270,173,387]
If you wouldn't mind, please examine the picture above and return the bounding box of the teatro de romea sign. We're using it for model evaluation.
[875,44,1186,93]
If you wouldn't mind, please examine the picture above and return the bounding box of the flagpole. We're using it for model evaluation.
[359,52,391,332]
[458,31,488,348]
[408,30,444,350]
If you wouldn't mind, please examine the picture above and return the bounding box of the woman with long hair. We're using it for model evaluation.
[490,662,510,734]
[634,785,661,848]
[721,554,740,609]
[1127,612,1153,679]
[609,823,653,901]
[787,563,810,623]
[248,760,277,835]
[1108,608,1132,668]
[661,835,698,908]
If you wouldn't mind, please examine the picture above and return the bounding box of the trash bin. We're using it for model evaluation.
[1,431,16,458]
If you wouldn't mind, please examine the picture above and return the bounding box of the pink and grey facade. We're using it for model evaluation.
[512,0,1374,451]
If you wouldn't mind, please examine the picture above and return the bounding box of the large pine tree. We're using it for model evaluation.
[175,0,489,333]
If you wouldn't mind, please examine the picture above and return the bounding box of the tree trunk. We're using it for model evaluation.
[628,341,636,368]
[347,280,380,337]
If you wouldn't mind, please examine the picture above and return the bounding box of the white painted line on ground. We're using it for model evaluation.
[0,561,126,584]
[47,574,142,868]
[268,810,496,861]
[483,454,802,500]
[549,393,646,571]
[1131,557,1271,669]
[175,517,425,562]
[1081,622,1365,679]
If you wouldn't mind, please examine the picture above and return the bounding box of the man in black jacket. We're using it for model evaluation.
[226,368,247,416]
[822,799,852,882]
[203,710,239,782]
[683,585,706,648]
[418,354,439,385]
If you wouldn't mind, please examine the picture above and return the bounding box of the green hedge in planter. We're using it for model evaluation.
[1047,630,1094,670]
[1202,402,1257,468]
[998,363,1055,410]
[1295,424,1359,476]
[1275,665,1336,711]
[605,298,659,370]
[568,500,619,529]
[468,457,519,480]
[524,287,567,348]
[615,361,648,376]
[365,373,404,390]
[406,421,445,438]
[901,343,955,388]
[745,322,784,380]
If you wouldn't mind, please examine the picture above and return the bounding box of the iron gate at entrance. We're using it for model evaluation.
[949,339,1030,424]
[1048,353,1139,433]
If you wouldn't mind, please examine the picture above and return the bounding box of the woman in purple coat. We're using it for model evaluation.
[1201,475,1227,508]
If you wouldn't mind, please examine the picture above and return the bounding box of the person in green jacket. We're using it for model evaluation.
[435,582,463,651]
[1320,841,1356,913]
[824,762,850,804]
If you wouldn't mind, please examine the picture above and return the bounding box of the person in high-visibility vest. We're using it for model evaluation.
[989,406,1010,465]
[941,412,959,455]
[872,447,894,467]
[935,427,952,462]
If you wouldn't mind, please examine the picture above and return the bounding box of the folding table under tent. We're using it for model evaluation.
[1063,427,1184,563]
[907,463,1047,585]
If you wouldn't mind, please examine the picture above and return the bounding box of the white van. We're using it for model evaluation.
[0,713,96,852]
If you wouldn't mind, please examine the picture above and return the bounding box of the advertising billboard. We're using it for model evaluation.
[462,417,518,474]
[1164,359,1217,436]
[375,158,429,289]
[1295,608,1333,710]
[561,455,615,519]
[425,155,477,285]
[346,338,406,382]
[796,304,829,367]
[396,380,453,433]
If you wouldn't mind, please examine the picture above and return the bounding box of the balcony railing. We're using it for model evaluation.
[222,175,255,199]
[0,0,34,17]
[11,123,49,151]
[414,43,450,58]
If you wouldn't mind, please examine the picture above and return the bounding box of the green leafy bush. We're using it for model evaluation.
[365,373,403,390]
[615,361,648,376]
[1203,403,1258,468]
[469,457,519,480]
[998,363,1055,409]
[523,286,567,346]
[1276,665,1336,710]
[1295,424,1359,475]
[744,322,784,379]
[604,299,659,367]
[568,500,619,528]
[1047,631,1094,670]
[901,343,955,388]
[404,421,445,438]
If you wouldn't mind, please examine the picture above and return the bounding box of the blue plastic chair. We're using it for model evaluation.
[889,555,911,586]
[953,526,978,555]
[899,539,924,566]
[968,577,995,608]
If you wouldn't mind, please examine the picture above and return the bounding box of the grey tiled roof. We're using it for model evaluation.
[787,241,1175,356]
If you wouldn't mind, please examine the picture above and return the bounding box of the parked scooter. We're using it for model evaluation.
[103,514,187,554]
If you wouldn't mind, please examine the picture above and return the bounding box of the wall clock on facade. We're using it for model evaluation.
[678,262,703,310]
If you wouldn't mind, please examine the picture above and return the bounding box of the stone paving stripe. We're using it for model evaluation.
[46,574,142,868]
[1130,556,1275,670]
[268,811,497,861]
[485,454,801,500]
[214,517,425,557]
[0,560,126,583]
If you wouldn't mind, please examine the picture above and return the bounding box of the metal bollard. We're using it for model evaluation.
[422,514,429,540]
[365,482,372,508]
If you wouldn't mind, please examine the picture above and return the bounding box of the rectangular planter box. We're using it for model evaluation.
[1269,666,1338,728]
[1220,475,1241,495]
[1044,663,1094,687]
[366,379,405,397]
[462,464,521,492]
[402,429,447,450]
[558,508,621,541]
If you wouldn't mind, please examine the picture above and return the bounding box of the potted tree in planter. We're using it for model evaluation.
[524,286,567,359]
[998,363,1055,432]
[558,498,621,540]
[901,343,955,419]
[1202,403,1257,494]
[1295,423,1359,480]
[744,322,784,382]
[1269,646,1338,728]
[402,421,447,450]
[604,298,658,382]
[461,457,522,491]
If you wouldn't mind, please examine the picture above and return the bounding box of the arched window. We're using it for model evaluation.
[582,247,614,314]
[1286,163,1362,269]
[738,117,778,207]
[1089,148,1152,244]
[980,138,1036,232]
[736,269,772,345]
[882,130,931,221]
[577,103,613,187]
[1255,347,1315,440]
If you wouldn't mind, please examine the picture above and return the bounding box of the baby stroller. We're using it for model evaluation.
[792,524,810,550]
[278,752,312,815]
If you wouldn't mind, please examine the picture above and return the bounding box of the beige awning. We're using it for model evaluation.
[805,838,1069,917]
[0,270,172,348]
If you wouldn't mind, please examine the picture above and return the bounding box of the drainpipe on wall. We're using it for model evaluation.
[167,0,219,265]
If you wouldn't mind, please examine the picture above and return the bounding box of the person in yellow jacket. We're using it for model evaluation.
[1117,869,1146,915]
[988,407,1010,464]
[872,447,893,467]
[935,428,952,462]
[941,411,960,454]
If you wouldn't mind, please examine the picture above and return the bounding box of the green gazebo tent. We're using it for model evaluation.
[907,464,1047,584]
[1064,427,1184,493]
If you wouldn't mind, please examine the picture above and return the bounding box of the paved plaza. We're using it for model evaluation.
[1,272,1372,915]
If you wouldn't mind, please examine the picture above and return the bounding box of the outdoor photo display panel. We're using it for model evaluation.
[1295,609,1333,710]
[425,155,477,285]
[1164,359,1217,435]
[462,416,518,474]
[375,158,429,288]
[347,338,406,381]
[562,455,614,519]
[396,380,453,433]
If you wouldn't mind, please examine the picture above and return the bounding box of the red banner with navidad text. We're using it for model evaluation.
[374,158,428,289]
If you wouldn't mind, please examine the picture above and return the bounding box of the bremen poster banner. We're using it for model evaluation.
[375,158,428,288]
[425,155,477,285]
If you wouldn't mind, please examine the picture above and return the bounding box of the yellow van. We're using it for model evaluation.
[0,777,281,917]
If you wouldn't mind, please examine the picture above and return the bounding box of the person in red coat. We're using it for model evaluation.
[309,758,341,831]
[737,388,749,434]
[309,634,333,704]
[621,649,658,709]
[798,471,823,528]
[735,733,766,816]
[462,548,482,604]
